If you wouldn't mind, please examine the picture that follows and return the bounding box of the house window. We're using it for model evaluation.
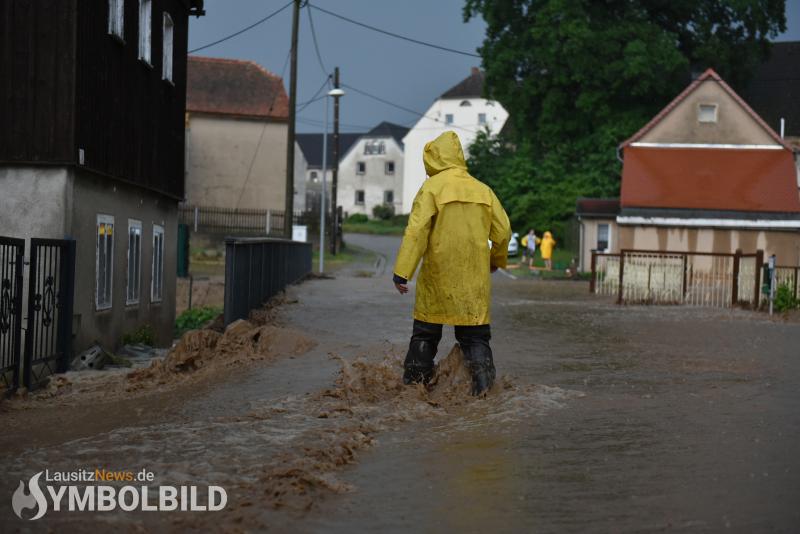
[138,0,152,63]
[445,114,454,125]
[478,113,487,125]
[310,171,318,183]
[127,220,142,305]
[152,224,164,303]
[364,140,385,155]
[108,0,125,39]
[384,190,394,204]
[597,224,610,252]
[162,12,174,82]
[355,190,365,205]
[459,100,472,107]
[698,103,718,123]
[356,162,366,174]
[96,215,115,310]
[385,161,395,175]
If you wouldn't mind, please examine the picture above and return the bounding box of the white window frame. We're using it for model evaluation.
[355,190,365,205]
[108,0,125,40]
[384,190,394,204]
[698,103,718,123]
[126,219,142,305]
[96,214,115,311]
[597,223,611,252]
[445,114,454,125]
[356,161,366,175]
[162,12,174,82]
[385,161,395,175]
[138,0,152,64]
[151,224,165,303]
[478,113,487,125]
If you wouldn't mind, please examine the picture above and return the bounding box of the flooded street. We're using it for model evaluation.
[2,234,799,532]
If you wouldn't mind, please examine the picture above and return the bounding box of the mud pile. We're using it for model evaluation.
[127,320,315,390]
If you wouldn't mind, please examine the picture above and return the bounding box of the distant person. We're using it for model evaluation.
[392,131,511,396]
[521,229,539,269]
[540,231,556,270]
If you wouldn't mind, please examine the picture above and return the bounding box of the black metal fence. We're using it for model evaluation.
[223,237,312,326]
[0,237,24,391]
[0,236,75,394]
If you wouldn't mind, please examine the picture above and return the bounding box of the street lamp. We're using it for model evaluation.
[319,87,345,273]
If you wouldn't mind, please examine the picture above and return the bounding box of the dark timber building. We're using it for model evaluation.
[0,0,204,351]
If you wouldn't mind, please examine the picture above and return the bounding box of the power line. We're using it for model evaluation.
[296,75,331,113]
[305,3,328,76]
[189,1,294,53]
[341,82,482,135]
[308,2,481,58]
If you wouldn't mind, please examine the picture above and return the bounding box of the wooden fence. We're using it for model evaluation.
[591,249,766,308]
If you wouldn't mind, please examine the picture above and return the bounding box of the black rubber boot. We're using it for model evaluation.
[462,344,496,396]
[455,324,495,396]
[403,321,442,385]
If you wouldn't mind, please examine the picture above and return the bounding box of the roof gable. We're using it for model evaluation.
[622,68,787,148]
[187,56,288,119]
[296,133,363,169]
[440,67,485,99]
[365,121,410,147]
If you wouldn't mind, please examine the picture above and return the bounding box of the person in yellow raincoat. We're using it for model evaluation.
[540,231,556,270]
[393,131,511,395]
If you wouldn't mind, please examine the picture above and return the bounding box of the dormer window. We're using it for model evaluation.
[459,100,472,107]
[364,140,385,155]
[698,103,718,123]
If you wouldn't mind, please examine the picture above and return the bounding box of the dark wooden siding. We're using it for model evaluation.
[0,0,77,163]
[75,0,189,199]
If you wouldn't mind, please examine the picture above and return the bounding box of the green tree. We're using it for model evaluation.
[464,0,786,233]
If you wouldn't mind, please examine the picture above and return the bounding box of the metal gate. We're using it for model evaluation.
[22,239,76,391]
[0,236,75,394]
[0,237,25,392]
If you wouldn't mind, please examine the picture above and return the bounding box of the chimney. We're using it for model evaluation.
[471,66,480,76]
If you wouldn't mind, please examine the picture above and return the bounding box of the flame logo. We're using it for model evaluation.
[12,471,47,520]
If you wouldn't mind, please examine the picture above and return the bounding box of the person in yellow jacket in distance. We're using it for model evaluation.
[393,131,511,395]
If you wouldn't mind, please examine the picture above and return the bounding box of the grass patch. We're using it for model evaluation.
[175,306,222,337]
[343,219,407,236]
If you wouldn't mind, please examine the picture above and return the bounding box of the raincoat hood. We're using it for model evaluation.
[423,131,467,177]
[544,231,552,238]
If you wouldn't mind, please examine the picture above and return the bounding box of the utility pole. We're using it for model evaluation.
[283,0,301,239]
[330,66,341,254]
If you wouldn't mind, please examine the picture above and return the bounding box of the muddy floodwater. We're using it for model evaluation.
[1,233,799,533]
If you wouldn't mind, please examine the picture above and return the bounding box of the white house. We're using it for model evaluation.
[339,122,408,217]
[401,67,509,213]
[295,133,363,213]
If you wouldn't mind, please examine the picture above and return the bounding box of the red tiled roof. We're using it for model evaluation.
[620,68,789,149]
[187,56,288,120]
[620,146,800,213]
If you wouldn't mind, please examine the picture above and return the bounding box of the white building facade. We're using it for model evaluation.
[338,122,408,218]
[401,67,509,213]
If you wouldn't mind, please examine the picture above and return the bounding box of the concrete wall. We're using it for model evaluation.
[402,97,508,213]
[640,80,777,145]
[579,218,618,271]
[339,136,404,217]
[0,166,70,238]
[186,114,287,211]
[617,225,800,265]
[69,169,178,351]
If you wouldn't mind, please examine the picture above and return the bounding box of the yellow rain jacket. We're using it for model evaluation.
[540,231,556,260]
[394,131,511,325]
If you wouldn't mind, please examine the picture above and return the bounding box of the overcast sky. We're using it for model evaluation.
[188,0,800,134]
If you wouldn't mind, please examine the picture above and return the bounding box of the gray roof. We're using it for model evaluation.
[296,133,363,169]
[364,121,409,147]
[440,67,485,99]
